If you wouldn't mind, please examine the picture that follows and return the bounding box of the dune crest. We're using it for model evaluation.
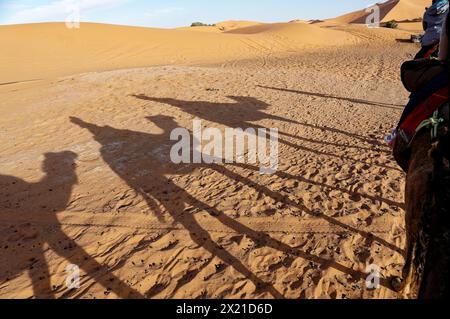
[323,0,429,26]
[176,20,264,33]
[216,20,264,31]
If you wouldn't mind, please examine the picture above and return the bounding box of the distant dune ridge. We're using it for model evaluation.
[216,20,265,31]
[0,0,429,83]
[175,20,264,33]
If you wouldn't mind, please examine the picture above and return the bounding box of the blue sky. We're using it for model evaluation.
[0,0,379,28]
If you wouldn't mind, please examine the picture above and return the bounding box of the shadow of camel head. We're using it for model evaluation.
[146,114,179,129]
[70,117,111,138]
[70,116,98,129]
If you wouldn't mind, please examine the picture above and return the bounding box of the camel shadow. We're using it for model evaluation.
[132,94,400,171]
[70,115,402,296]
[257,85,405,110]
[70,115,285,298]
[132,94,306,145]
[132,95,299,127]
[0,152,143,299]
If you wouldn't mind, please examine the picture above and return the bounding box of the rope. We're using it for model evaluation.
[415,110,445,140]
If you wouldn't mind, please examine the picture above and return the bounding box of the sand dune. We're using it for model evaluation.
[382,0,429,22]
[226,22,347,39]
[0,22,247,83]
[0,19,418,84]
[176,21,264,33]
[216,20,265,31]
[0,22,357,83]
[322,0,429,26]
[1,0,427,83]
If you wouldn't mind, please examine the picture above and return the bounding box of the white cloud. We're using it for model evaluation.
[2,0,128,25]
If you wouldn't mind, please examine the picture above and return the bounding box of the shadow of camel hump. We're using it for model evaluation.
[0,151,143,299]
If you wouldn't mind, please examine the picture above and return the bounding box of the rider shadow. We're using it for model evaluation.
[70,115,401,296]
[0,152,143,299]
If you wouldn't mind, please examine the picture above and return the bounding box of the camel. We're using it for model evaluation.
[392,102,449,299]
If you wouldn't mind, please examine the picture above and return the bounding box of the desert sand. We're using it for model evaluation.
[0,0,430,299]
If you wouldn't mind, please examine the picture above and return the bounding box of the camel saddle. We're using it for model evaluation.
[393,60,449,172]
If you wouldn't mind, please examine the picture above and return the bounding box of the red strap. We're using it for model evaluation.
[424,44,439,59]
[400,86,449,138]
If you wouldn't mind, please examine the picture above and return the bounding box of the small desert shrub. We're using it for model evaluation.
[191,22,216,27]
[385,20,398,29]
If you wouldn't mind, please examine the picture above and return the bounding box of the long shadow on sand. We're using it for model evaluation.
[0,152,143,299]
[293,121,388,148]
[132,95,399,171]
[70,115,402,297]
[257,85,405,110]
[132,94,304,143]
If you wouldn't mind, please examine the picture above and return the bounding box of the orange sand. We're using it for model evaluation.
[0,0,428,299]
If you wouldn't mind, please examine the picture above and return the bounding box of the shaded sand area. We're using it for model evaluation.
[0,1,426,298]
